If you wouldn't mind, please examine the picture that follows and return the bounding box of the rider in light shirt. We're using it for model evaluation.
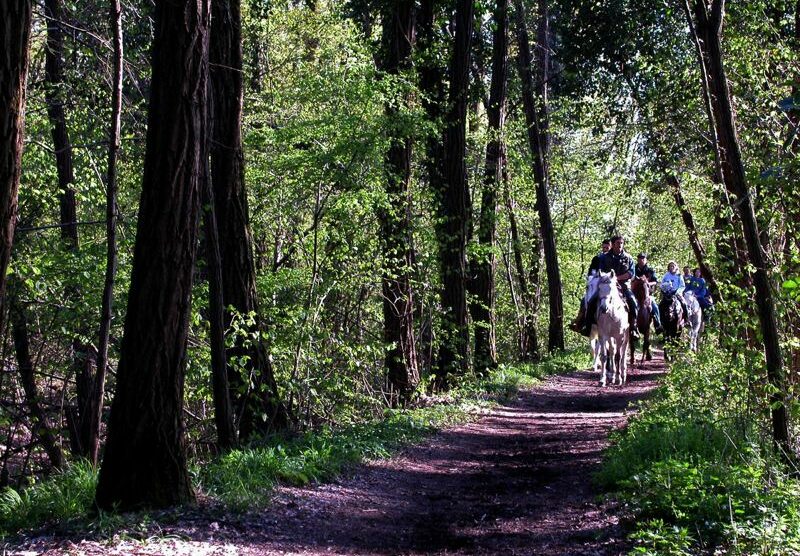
[661,261,689,320]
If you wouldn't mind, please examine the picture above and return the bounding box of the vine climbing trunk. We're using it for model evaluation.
[689,0,791,457]
[377,0,419,402]
[0,0,32,335]
[513,0,564,353]
[472,0,509,374]
[95,0,210,511]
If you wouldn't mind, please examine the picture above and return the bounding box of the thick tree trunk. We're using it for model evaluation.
[690,0,791,455]
[513,0,563,352]
[377,0,419,402]
[434,0,474,383]
[210,0,289,437]
[95,0,210,511]
[472,0,509,374]
[89,0,123,467]
[0,0,32,367]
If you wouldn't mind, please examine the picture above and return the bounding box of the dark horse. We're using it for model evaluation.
[630,276,653,366]
[659,287,684,361]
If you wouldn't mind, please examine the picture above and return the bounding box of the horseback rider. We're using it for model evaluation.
[634,253,663,334]
[687,268,713,319]
[661,261,689,320]
[569,239,611,334]
[588,239,611,277]
[581,236,640,339]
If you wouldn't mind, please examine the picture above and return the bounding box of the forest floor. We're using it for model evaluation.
[8,351,665,556]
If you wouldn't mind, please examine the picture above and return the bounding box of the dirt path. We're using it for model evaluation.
[10,354,664,556]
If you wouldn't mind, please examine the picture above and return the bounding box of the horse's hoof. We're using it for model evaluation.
[645,353,652,361]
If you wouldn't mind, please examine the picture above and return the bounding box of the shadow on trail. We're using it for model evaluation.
[198,359,668,555]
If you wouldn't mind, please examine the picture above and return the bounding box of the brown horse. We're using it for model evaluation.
[630,276,653,366]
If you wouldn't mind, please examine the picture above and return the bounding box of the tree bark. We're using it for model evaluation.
[377,0,419,402]
[434,0,474,383]
[472,0,509,374]
[0,0,32,362]
[513,0,564,352]
[201,163,237,451]
[210,0,289,437]
[95,0,210,511]
[44,0,78,249]
[88,0,123,467]
[689,0,791,456]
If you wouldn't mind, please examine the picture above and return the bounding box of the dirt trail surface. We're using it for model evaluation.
[10,356,665,556]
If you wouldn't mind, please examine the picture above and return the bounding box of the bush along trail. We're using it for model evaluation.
[3,348,662,555]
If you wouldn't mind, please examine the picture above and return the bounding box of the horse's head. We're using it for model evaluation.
[596,271,621,314]
[631,275,650,303]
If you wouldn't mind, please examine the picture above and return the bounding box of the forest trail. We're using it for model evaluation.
[218,354,664,556]
[12,354,665,556]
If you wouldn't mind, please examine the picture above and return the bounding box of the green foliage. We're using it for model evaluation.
[0,461,97,538]
[600,342,800,555]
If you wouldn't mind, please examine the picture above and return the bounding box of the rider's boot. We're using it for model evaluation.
[569,301,586,333]
[626,296,640,339]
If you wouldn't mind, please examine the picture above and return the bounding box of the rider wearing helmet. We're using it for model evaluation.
[634,253,663,334]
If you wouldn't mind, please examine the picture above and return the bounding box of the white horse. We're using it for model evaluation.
[683,290,704,352]
[583,273,602,373]
[595,271,630,387]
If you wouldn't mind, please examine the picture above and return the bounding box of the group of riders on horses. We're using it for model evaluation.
[570,236,714,339]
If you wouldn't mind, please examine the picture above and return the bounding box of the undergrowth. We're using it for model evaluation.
[599,343,800,555]
[0,349,585,538]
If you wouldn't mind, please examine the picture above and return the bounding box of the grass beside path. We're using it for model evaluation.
[0,349,590,539]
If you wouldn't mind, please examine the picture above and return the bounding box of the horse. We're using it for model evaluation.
[595,271,630,386]
[630,275,653,366]
[659,284,684,362]
[683,290,704,352]
[583,273,602,374]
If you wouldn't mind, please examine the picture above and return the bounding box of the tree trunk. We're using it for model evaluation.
[377,0,419,402]
[88,0,123,468]
[665,174,719,300]
[472,0,509,374]
[434,0,474,383]
[9,279,65,471]
[95,0,210,511]
[0,0,32,366]
[513,0,563,352]
[210,0,289,437]
[690,0,791,456]
[44,0,98,461]
[506,189,541,362]
[44,0,78,249]
[201,164,237,451]
[683,0,749,284]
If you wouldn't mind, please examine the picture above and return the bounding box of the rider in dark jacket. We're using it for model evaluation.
[582,236,640,339]
[570,239,611,335]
